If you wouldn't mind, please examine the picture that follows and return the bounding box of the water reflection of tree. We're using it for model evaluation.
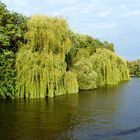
[0,84,128,139]
[77,87,122,133]
[12,95,79,139]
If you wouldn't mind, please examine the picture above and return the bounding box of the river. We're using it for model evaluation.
[0,78,140,140]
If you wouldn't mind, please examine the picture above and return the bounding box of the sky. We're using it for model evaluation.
[1,0,140,60]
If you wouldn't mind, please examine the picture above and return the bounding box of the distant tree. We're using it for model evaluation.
[127,60,140,76]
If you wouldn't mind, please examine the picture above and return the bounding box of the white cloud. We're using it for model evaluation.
[122,10,140,17]
[45,0,98,17]
[48,0,77,5]
[97,11,111,18]
[119,4,127,9]
[12,0,29,6]
[88,22,118,30]
[2,0,140,59]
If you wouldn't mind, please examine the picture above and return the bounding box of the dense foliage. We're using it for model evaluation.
[0,2,27,52]
[0,2,130,99]
[73,57,97,90]
[127,60,140,76]
[0,51,15,99]
[67,32,129,88]
[0,2,27,99]
[16,16,78,98]
[71,41,130,88]
[90,49,130,86]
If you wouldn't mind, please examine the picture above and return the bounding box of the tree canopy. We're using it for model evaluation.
[0,2,27,52]
[127,60,140,76]
[0,2,27,99]
[16,15,78,98]
[0,2,130,99]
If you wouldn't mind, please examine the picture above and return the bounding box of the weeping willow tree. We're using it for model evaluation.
[70,43,130,90]
[16,15,78,98]
[64,71,78,94]
[90,48,130,86]
[0,2,131,100]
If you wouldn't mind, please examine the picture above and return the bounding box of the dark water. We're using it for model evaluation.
[0,78,140,140]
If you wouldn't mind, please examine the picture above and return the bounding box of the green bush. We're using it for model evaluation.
[0,51,16,99]
[73,58,97,90]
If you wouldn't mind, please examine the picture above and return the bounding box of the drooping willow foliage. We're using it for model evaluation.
[90,48,130,86]
[72,48,130,89]
[64,71,78,94]
[0,1,131,99]
[16,16,130,98]
[16,16,78,98]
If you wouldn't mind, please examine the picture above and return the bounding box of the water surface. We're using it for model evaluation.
[0,78,140,140]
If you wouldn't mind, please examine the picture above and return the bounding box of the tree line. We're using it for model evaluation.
[127,60,140,76]
[0,2,130,99]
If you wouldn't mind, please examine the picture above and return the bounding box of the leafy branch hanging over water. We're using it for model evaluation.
[0,2,130,99]
[16,16,78,98]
